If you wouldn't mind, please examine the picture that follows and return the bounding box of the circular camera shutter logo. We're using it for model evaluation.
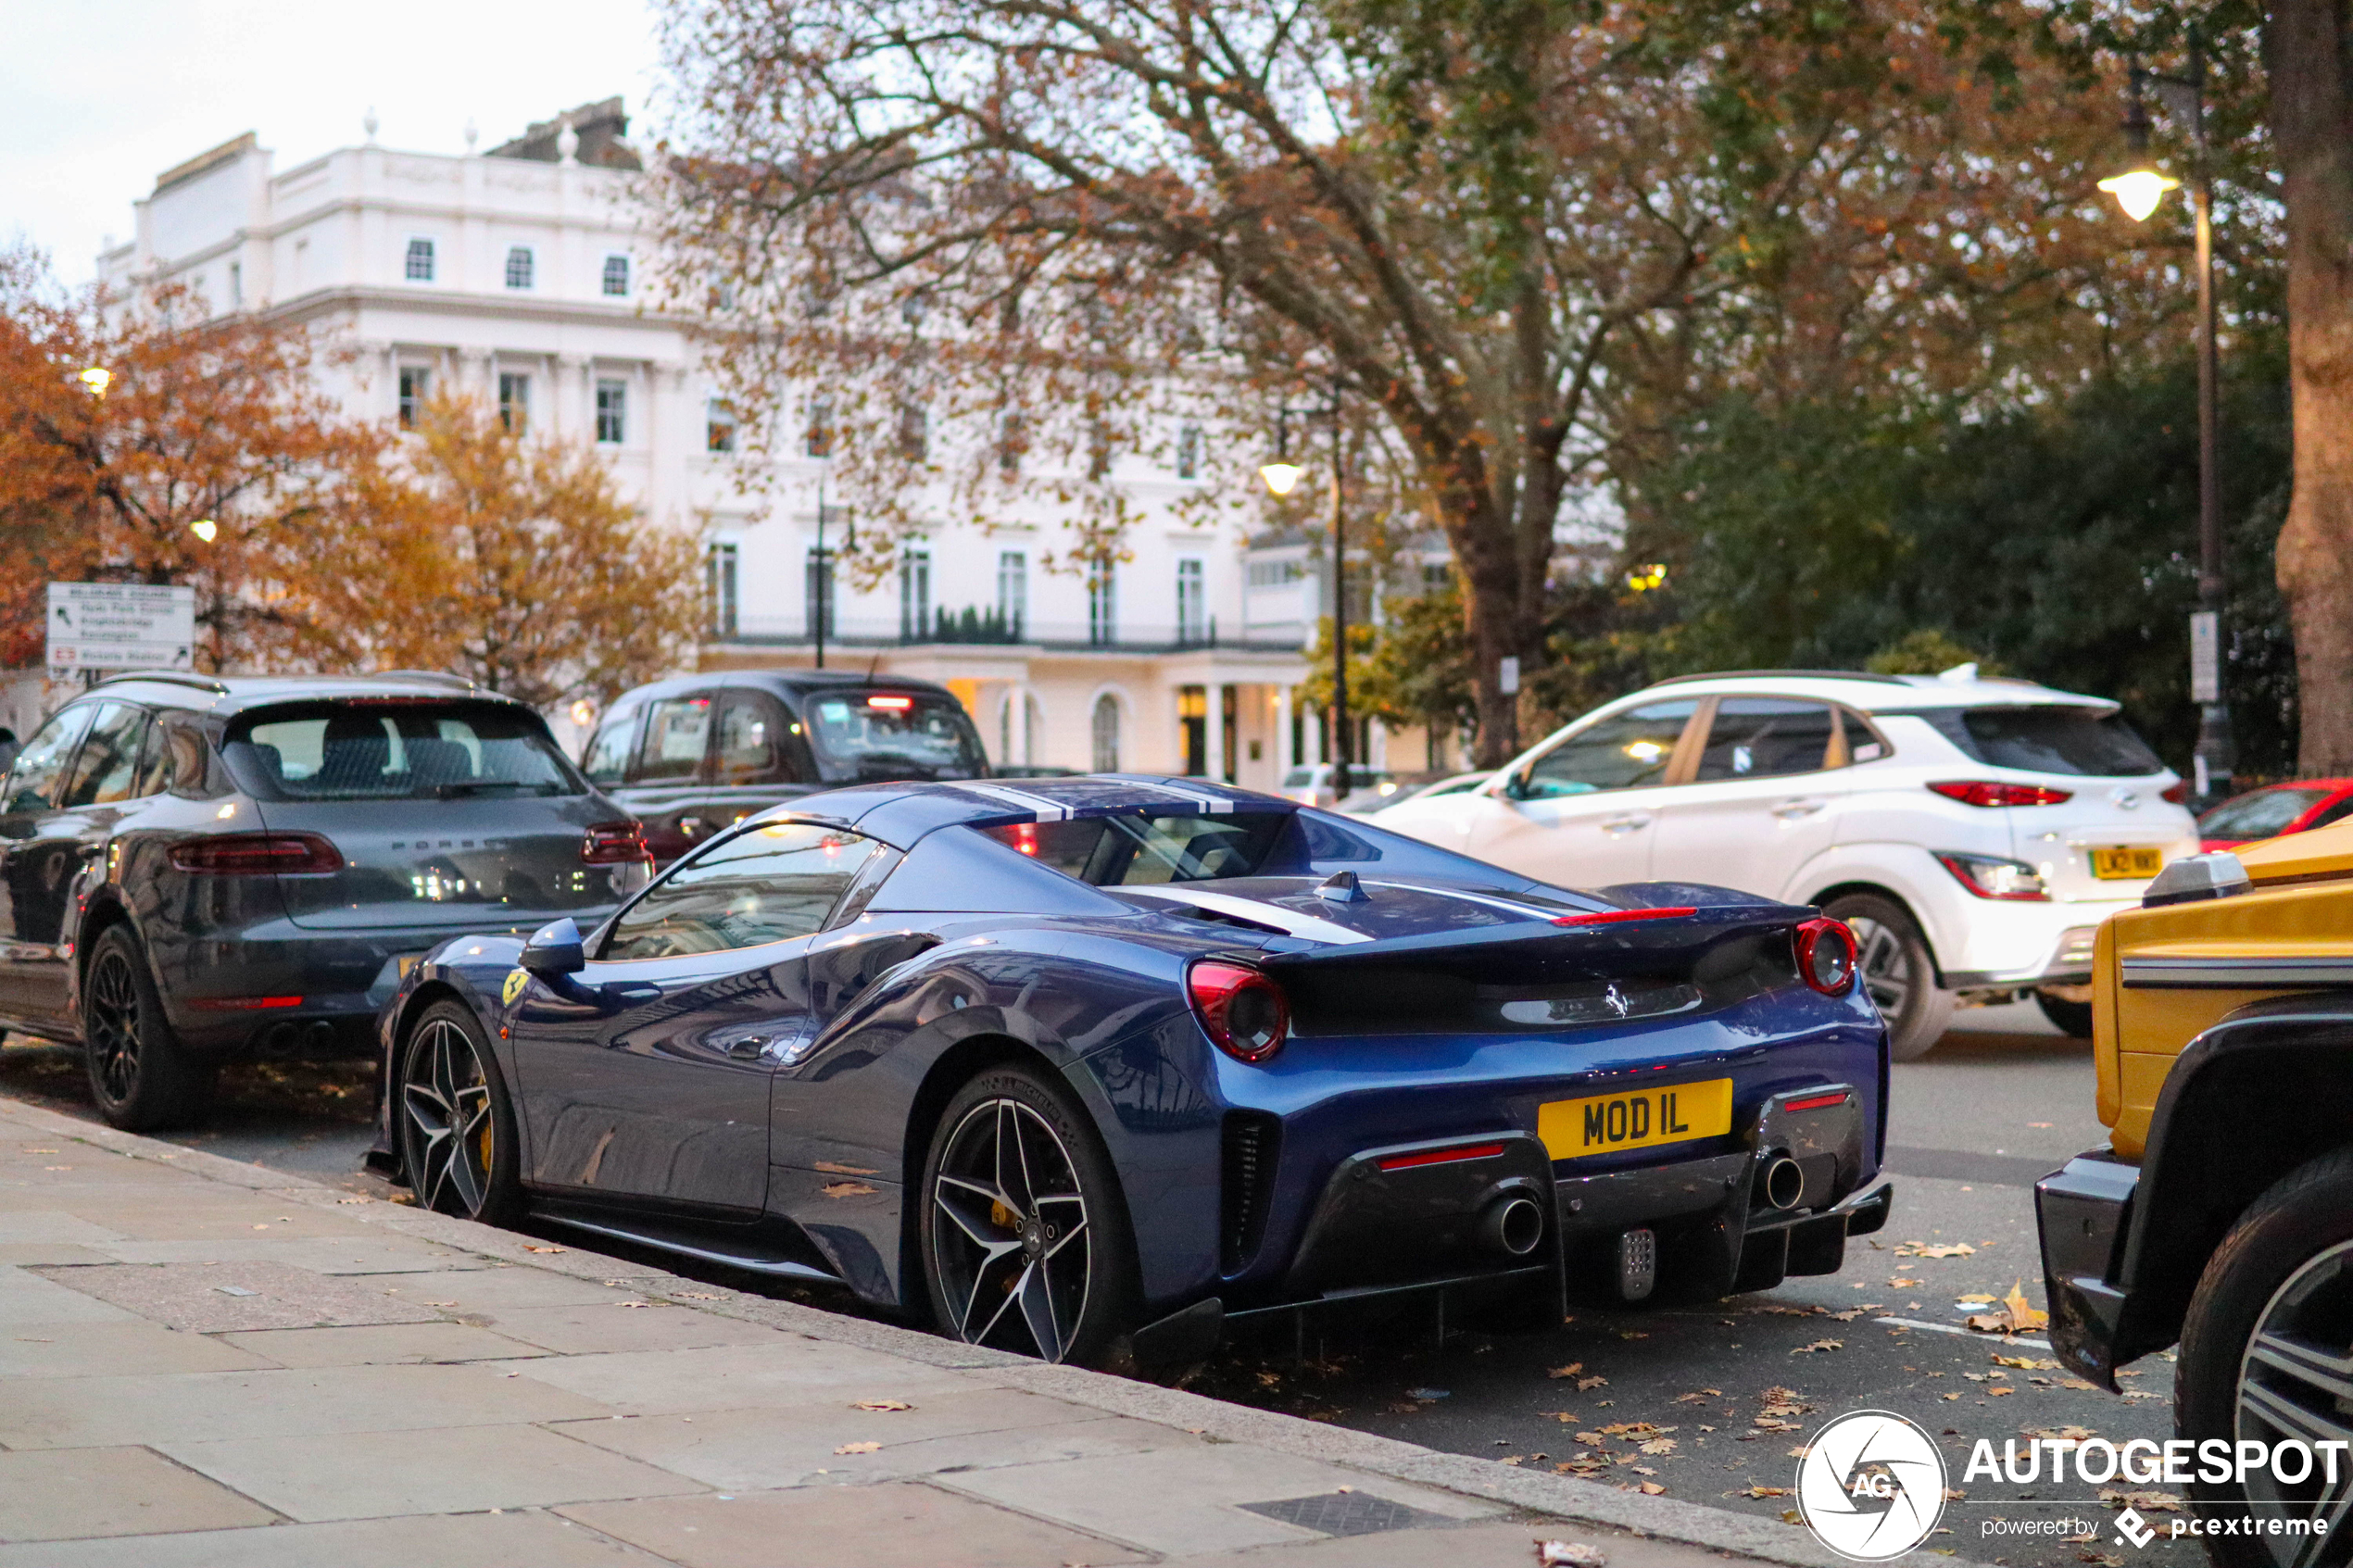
[1794,1410,1947,1561]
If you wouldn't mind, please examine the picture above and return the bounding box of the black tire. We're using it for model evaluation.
[395,999,523,1225]
[2034,990,2095,1039]
[82,924,215,1131]
[917,1063,1138,1366]
[2177,1148,2353,1567]
[1821,893,1953,1062]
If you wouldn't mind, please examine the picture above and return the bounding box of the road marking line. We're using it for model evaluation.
[1873,1314,2052,1350]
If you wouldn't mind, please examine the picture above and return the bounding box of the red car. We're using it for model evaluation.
[2196,778,2353,851]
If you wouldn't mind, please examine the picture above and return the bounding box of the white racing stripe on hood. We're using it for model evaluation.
[1119,886,1374,944]
[1119,778,1237,814]
[1362,880,1565,922]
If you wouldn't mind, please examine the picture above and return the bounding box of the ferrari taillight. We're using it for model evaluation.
[1793,917,1857,996]
[169,833,344,875]
[582,820,649,866]
[1187,960,1289,1064]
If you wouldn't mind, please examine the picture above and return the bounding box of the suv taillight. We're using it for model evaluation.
[1187,960,1289,1064]
[2161,781,2190,805]
[1793,917,1857,996]
[583,821,649,866]
[1935,851,2050,901]
[169,833,344,875]
[1929,781,2073,808]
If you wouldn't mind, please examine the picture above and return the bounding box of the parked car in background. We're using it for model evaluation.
[2195,778,2353,851]
[1372,669,2197,1059]
[375,776,1891,1367]
[1404,770,1494,803]
[581,671,991,864]
[2035,830,2353,1558]
[1277,763,1398,810]
[0,672,649,1130]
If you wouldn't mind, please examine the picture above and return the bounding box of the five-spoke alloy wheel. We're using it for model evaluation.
[1823,894,1952,1061]
[398,1000,520,1223]
[919,1067,1133,1365]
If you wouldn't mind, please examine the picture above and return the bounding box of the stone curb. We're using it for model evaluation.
[1,1093,1848,1568]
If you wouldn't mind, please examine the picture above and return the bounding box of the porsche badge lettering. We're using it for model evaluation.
[1539,1078,1733,1159]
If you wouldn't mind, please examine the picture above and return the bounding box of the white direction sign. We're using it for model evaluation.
[2188,610,2221,705]
[46,583,196,673]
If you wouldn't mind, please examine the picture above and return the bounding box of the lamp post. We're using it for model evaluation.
[2100,36,2231,803]
[811,480,852,671]
[1262,383,1349,799]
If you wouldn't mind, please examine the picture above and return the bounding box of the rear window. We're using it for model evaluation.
[803,692,986,784]
[2200,787,2334,842]
[983,812,1288,885]
[227,703,582,800]
[1932,707,2163,777]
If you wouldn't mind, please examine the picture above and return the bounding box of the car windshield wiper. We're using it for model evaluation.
[434,780,560,797]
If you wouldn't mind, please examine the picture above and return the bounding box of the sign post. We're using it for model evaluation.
[46,583,197,676]
[2188,610,2220,705]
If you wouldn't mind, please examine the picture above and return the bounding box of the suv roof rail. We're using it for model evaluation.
[92,671,232,696]
[375,670,479,690]
[1647,669,1917,688]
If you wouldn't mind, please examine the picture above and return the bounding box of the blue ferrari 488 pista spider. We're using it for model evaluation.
[371,775,1892,1366]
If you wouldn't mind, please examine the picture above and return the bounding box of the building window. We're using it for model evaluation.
[1088,558,1116,647]
[227,261,243,307]
[897,402,928,462]
[996,551,1026,635]
[404,237,434,282]
[397,367,429,430]
[1176,558,1205,645]
[900,548,932,641]
[1176,424,1203,480]
[1087,419,1111,481]
[997,412,1025,476]
[806,397,834,458]
[706,543,739,637]
[1091,694,1121,772]
[601,254,630,296]
[1422,559,1452,593]
[1178,685,1207,776]
[595,380,626,445]
[1248,559,1303,588]
[497,373,530,433]
[504,245,535,290]
[706,399,737,454]
[805,547,836,638]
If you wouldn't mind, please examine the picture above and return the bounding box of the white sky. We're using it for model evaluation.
[0,0,667,284]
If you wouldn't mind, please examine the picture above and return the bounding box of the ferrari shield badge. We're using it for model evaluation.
[501,968,530,1006]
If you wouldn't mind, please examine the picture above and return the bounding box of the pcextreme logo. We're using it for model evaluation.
[1795,1410,1949,1562]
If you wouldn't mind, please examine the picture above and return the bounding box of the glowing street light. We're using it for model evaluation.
[1258,460,1303,497]
[78,366,112,397]
[2097,168,2178,222]
[189,519,219,543]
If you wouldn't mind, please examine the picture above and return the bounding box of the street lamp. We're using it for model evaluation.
[78,366,111,398]
[1261,387,1349,799]
[811,480,852,671]
[2104,37,2231,802]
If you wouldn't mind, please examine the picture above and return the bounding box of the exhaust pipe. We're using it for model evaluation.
[1478,1193,1544,1258]
[1760,1154,1805,1211]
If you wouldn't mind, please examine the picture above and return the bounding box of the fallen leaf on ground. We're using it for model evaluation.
[1640,1437,1678,1455]
[1888,1276,1922,1287]
[835,1441,882,1454]
[1638,1482,1666,1495]
[1957,1294,1997,1305]
[1987,1387,2014,1397]
[2079,1553,2124,1566]
[1967,1282,2050,1335]
[2028,1426,2097,1443]
[851,1399,914,1411]
[1534,1542,1607,1568]
[1994,1354,2061,1370]
[522,1245,566,1253]
[1577,1375,1608,1391]
[1547,1363,1585,1379]
[1897,1240,1977,1259]
[1742,1485,1792,1498]
[2099,1488,2183,1512]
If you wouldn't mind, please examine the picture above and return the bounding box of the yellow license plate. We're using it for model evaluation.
[2090,846,2164,881]
[1539,1078,1733,1160]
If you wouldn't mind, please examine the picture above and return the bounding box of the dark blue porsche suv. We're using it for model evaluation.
[0,671,649,1130]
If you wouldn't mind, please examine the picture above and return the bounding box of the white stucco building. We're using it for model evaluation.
[94,101,1453,787]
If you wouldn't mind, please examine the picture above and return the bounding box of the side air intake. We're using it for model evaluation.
[1220,1111,1281,1274]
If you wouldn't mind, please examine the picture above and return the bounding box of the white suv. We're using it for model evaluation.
[1368,669,2197,1059]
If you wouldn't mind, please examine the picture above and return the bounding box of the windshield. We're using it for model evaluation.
[1952,707,2163,777]
[803,692,987,784]
[226,703,581,800]
[982,812,1288,884]
[2200,787,2333,841]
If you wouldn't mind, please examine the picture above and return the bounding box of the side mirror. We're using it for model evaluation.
[521,917,585,976]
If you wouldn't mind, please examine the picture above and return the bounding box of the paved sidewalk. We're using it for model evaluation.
[0,1093,1843,1568]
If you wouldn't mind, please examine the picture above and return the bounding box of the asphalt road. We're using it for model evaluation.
[0,1004,2189,1566]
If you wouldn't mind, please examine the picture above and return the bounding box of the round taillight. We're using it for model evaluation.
[1794,918,1857,996]
[1187,960,1289,1063]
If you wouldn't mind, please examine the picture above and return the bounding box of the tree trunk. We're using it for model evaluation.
[2268,0,2353,774]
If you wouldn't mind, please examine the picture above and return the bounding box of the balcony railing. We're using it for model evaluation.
[724,608,1304,655]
